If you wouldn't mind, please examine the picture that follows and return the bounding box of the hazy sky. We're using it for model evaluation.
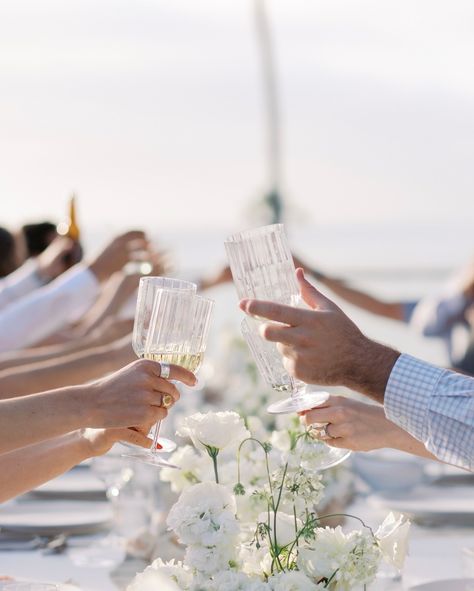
[1,0,474,235]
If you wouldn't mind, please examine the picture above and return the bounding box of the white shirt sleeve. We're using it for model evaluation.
[0,259,44,312]
[0,264,99,353]
[385,354,474,471]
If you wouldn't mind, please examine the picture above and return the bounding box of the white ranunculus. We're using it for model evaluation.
[375,511,411,569]
[268,571,325,591]
[177,411,250,451]
[184,543,235,575]
[298,527,381,590]
[167,482,239,547]
[239,542,273,578]
[258,511,301,548]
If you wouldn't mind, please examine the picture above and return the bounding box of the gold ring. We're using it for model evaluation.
[162,394,174,408]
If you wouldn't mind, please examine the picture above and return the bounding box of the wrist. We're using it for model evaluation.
[88,259,106,283]
[344,336,400,403]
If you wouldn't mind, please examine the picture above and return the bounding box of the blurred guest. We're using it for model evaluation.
[242,269,474,471]
[299,256,474,375]
[0,230,148,352]
[22,221,57,256]
[0,226,17,277]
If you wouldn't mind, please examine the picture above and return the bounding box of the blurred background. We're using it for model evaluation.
[1,0,473,364]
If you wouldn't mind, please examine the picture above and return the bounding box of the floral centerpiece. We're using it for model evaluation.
[128,411,410,591]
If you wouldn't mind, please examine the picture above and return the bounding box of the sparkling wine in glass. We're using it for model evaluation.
[129,277,196,455]
[128,290,214,469]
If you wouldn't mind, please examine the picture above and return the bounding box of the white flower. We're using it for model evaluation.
[160,445,206,493]
[270,429,292,452]
[258,511,301,548]
[268,571,324,591]
[376,511,411,569]
[184,543,235,575]
[298,526,381,590]
[210,571,268,591]
[167,482,239,547]
[127,559,191,591]
[177,411,250,451]
[239,543,273,578]
[246,416,270,442]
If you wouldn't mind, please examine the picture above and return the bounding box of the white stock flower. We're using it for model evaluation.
[376,511,411,569]
[298,526,381,590]
[167,482,239,547]
[127,558,191,591]
[177,411,250,451]
[268,571,324,591]
[258,511,301,548]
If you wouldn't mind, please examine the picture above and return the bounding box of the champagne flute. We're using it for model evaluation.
[130,277,196,454]
[128,290,214,469]
[225,224,350,466]
[241,317,350,469]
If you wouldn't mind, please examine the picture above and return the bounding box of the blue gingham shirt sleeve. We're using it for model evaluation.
[385,354,474,471]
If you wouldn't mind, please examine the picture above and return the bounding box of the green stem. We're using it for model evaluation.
[212,453,219,484]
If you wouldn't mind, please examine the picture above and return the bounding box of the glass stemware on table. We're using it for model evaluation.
[225,223,350,469]
[124,277,214,469]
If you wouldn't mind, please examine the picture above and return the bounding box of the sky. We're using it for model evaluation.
[1,0,474,244]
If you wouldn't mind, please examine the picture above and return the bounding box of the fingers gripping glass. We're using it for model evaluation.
[225,225,350,469]
[126,288,214,469]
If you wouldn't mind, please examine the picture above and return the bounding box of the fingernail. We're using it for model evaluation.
[155,442,163,450]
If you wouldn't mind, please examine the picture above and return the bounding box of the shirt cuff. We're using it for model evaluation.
[384,354,444,442]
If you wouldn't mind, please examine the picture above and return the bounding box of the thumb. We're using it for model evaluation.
[296,268,337,311]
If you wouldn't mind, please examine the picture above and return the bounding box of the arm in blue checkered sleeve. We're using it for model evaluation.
[385,354,474,471]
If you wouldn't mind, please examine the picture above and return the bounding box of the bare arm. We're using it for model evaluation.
[0,359,195,454]
[0,427,152,503]
[0,335,134,399]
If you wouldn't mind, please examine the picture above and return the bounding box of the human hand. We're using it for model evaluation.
[80,425,152,457]
[85,358,196,429]
[88,231,149,282]
[240,268,400,402]
[36,236,76,281]
[300,396,398,451]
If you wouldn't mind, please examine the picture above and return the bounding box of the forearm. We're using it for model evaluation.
[0,386,91,453]
[0,333,106,372]
[320,277,404,321]
[388,421,438,461]
[0,431,90,503]
[0,342,132,399]
[344,337,401,404]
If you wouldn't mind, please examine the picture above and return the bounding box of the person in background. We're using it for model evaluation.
[297,255,474,376]
[0,359,196,502]
[241,269,474,471]
[0,230,149,353]
[0,227,18,278]
[22,221,58,256]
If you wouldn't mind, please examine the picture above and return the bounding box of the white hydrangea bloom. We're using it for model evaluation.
[298,527,381,590]
[184,543,235,575]
[268,571,325,591]
[375,511,411,569]
[177,411,250,451]
[167,482,239,547]
[127,558,192,591]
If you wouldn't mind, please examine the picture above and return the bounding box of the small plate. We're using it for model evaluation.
[409,579,474,590]
[0,501,112,536]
